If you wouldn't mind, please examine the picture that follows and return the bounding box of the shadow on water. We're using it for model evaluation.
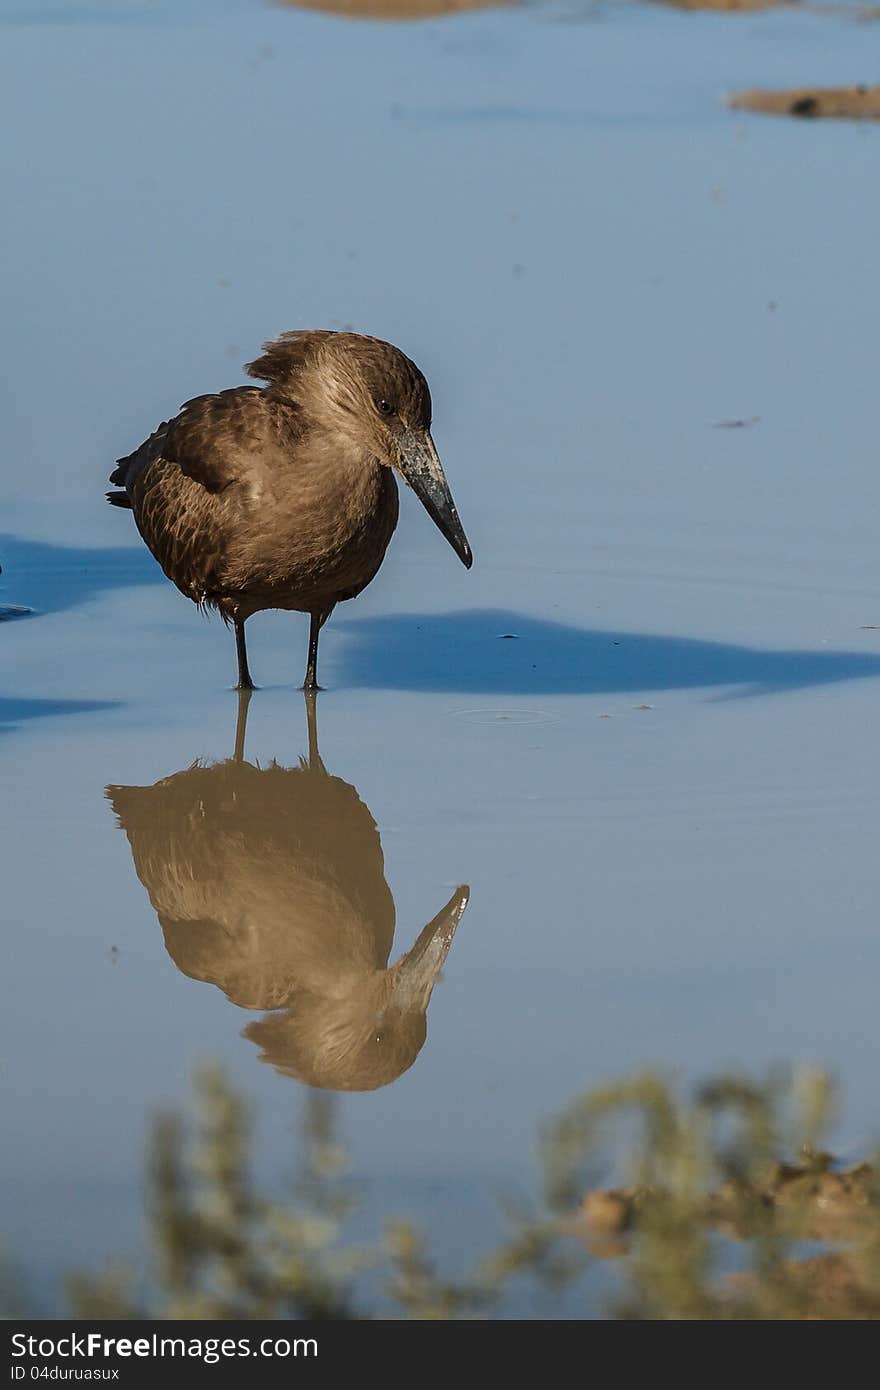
[0,696,114,734]
[107,693,469,1093]
[0,535,163,620]
[0,535,143,732]
[332,609,880,699]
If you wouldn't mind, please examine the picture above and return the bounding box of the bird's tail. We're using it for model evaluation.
[107,452,134,507]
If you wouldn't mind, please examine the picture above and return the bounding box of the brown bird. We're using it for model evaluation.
[107,692,469,1091]
[108,330,472,690]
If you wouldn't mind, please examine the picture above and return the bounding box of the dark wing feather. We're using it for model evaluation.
[109,388,270,497]
[168,387,265,492]
[108,388,299,605]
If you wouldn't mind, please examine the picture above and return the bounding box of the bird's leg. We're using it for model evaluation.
[234,616,256,691]
[233,687,252,764]
[302,688,326,775]
[303,609,330,693]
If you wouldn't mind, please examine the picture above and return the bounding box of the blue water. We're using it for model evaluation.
[2,0,879,1317]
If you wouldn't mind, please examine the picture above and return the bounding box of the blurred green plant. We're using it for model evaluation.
[13,1066,880,1319]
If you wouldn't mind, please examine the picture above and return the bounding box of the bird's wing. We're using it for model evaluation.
[167,387,278,492]
[108,389,299,603]
[110,387,271,495]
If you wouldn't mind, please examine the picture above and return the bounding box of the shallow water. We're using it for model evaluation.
[2,0,880,1316]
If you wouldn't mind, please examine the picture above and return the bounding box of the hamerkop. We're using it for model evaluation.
[107,692,469,1091]
[108,331,472,691]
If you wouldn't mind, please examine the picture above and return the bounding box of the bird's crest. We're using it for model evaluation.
[245,330,335,386]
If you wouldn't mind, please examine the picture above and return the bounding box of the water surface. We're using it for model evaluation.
[2,0,879,1315]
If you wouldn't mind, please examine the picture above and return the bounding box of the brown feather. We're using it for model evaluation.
[106,329,464,682]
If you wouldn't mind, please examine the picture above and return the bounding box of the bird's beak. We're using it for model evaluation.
[390,886,470,1010]
[397,430,473,569]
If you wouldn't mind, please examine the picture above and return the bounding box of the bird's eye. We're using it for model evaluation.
[376,399,395,416]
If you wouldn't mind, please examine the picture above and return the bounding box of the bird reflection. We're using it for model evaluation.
[107,693,468,1091]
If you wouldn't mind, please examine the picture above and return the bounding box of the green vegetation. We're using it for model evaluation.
[12,1066,880,1319]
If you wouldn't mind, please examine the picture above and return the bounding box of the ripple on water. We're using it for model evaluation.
[450,707,558,726]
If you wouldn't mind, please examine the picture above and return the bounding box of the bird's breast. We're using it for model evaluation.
[223,456,399,609]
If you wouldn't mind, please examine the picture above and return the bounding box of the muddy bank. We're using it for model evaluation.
[725,1253,880,1319]
[580,1153,877,1247]
[274,0,504,19]
[653,0,785,11]
[731,84,880,119]
[576,1151,880,1316]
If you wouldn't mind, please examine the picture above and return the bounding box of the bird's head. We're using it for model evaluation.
[247,329,472,569]
[243,885,470,1091]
